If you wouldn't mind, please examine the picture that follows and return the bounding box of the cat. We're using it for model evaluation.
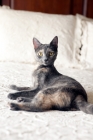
[8,36,93,114]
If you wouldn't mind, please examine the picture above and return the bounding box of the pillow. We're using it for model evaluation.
[85,21,93,68]
[0,8,77,67]
[76,14,93,68]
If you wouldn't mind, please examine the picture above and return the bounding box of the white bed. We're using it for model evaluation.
[0,6,93,140]
[0,62,93,140]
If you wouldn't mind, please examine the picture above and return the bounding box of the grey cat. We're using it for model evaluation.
[8,36,93,114]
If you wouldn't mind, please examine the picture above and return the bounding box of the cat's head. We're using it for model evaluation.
[33,36,58,66]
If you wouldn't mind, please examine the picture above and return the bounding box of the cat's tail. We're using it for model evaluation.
[75,96,93,114]
[77,101,93,114]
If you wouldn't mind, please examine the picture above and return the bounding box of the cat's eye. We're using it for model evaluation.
[38,52,43,57]
[49,52,54,56]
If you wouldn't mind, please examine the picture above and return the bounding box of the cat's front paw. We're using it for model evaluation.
[9,102,20,111]
[8,93,17,100]
[17,97,25,102]
[10,85,17,90]
[17,97,31,102]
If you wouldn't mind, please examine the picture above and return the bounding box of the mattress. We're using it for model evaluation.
[0,62,93,140]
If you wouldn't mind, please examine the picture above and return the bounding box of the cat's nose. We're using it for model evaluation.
[44,58,48,62]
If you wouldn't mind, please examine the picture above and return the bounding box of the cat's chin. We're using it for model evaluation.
[42,64,48,66]
[39,61,53,66]
[38,61,54,66]
[42,62,50,66]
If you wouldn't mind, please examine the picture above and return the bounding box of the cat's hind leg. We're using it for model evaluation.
[9,90,53,112]
[9,102,43,112]
[9,88,71,112]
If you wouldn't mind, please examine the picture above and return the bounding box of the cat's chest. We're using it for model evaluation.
[32,66,59,88]
[33,67,51,85]
[33,67,49,78]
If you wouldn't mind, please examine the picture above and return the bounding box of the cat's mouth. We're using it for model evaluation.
[43,61,49,66]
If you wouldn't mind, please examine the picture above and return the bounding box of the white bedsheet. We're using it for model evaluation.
[0,62,93,140]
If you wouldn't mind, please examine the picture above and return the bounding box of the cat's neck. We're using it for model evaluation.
[36,64,61,76]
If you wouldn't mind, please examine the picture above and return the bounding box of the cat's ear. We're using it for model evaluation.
[50,36,58,47]
[33,38,41,49]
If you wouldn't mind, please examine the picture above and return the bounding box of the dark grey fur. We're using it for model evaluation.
[8,36,93,114]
